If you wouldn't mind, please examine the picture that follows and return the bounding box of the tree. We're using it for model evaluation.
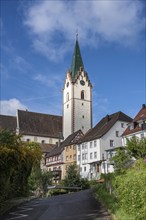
[0,129,42,201]
[126,137,146,159]
[112,137,146,173]
[63,164,81,187]
[28,166,52,196]
[112,147,131,173]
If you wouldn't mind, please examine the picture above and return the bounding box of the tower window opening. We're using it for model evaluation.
[66,92,69,102]
[81,90,84,100]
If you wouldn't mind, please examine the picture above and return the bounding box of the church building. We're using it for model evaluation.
[63,34,92,139]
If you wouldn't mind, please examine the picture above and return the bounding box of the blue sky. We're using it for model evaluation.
[0,0,146,125]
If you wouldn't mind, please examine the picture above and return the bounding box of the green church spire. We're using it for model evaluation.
[71,33,84,79]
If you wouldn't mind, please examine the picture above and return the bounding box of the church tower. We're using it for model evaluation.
[63,34,92,139]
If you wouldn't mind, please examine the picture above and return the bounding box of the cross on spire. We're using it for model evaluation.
[76,30,78,41]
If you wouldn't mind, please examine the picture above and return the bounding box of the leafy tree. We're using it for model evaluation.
[112,148,131,173]
[112,137,146,173]
[63,164,89,189]
[29,166,52,196]
[126,136,146,159]
[0,129,42,201]
[63,164,81,187]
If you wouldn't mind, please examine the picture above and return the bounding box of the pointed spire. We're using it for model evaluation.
[71,33,84,79]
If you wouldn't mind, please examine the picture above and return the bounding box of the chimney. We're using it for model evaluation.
[56,140,60,147]
[142,104,146,109]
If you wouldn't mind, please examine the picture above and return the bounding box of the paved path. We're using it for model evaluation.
[1,189,111,220]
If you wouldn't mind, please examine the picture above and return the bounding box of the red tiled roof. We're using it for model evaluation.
[122,104,146,136]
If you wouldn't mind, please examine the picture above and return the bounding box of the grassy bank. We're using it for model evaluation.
[92,183,136,220]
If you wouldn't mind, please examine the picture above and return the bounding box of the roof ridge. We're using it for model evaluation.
[18,109,62,118]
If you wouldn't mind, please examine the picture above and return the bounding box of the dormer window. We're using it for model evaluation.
[129,124,134,130]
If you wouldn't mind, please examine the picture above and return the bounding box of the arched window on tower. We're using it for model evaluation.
[81,90,85,100]
[66,92,69,102]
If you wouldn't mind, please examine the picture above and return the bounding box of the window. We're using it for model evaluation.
[73,154,76,160]
[70,155,72,159]
[90,142,92,148]
[82,115,84,119]
[84,166,86,172]
[90,153,93,159]
[66,146,69,151]
[110,140,114,147]
[85,153,88,159]
[116,131,119,137]
[66,92,69,102]
[81,90,84,100]
[94,152,97,159]
[26,139,30,142]
[70,146,72,149]
[85,143,87,149]
[129,124,134,130]
[41,140,45,143]
[73,145,76,150]
[78,145,80,151]
[97,165,99,172]
[82,103,84,106]
[67,104,69,108]
[66,156,68,161]
[121,123,124,128]
[82,126,84,129]
[78,155,80,161]
[82,153,85,160]
[94,140,97,147]
[82,144,84,149]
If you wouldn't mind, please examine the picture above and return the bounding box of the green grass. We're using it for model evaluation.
[92,183,135,220]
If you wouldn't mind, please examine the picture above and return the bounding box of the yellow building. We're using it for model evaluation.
[62,130,83,179]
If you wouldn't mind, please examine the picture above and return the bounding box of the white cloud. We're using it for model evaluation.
[33,73,64,90]
[24,0,145,61]
[0,99,28,116]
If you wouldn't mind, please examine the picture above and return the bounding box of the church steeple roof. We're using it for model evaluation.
[71,33,84,79]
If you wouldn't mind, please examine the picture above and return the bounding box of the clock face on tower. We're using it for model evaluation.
[80,80,85,86]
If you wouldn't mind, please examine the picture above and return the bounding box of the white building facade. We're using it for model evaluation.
[122,104,146,146]
[77,112,132,180]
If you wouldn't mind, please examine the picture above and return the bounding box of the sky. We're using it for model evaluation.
[0,0,146,126]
